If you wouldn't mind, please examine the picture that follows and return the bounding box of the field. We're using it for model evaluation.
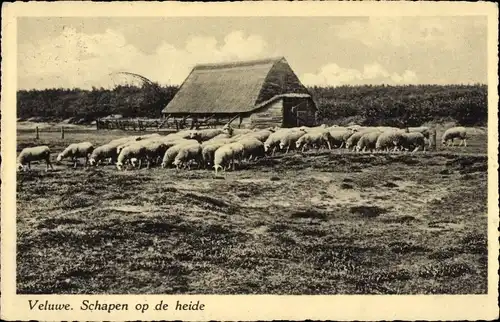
[15,126,488,294]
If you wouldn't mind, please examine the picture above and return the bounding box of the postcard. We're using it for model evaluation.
[1,1,498,321]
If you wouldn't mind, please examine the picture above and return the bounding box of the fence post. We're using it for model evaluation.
[35,126,39,140]
[432,129,437,151]
[61,126,65,139]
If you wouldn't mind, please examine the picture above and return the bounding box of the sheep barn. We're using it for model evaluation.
[161,57,318,129]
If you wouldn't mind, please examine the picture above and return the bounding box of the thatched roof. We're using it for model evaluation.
[162,57,314,115]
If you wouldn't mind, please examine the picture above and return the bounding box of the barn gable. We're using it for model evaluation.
[162,57,315,115]
[256,58,312,106]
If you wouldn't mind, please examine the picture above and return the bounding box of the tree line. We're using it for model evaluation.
[17,83,487,126]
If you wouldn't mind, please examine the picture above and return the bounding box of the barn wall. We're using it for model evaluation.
[237,100,283,129]
[250,99,283,128]
[239,114,253,128]
[284,97,316,127]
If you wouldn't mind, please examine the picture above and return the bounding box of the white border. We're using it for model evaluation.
[1,2,499,321]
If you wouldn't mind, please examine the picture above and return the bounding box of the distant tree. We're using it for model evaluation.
[17,83,487,126]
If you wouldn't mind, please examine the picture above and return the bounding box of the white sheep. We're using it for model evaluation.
[203,133,233,144]
[279,130,307,153]
[115,140,166,170]
[213,145,234,174]
[17,146,54,171]
[239,137,265,161]
[116,140,138,156]
[213,142,244,174]
[143,141,171,168]
[407,126,431,139]
[346,124,363,131]
[165,129,193,141]
[345,128,380,150]
[328,128,355,148]
[441,126,468,147]
[161,141,199,168]
[89,141,127,166]
[394,132,427,153]
[355,131,383,152]
[108,136,140,146]
[375,130,406,152]
[173,143,203,170]
[201,138,234,149]
[295,131,332,152]
[115,140,167,170]
[56,142,94,168]
[134,133,161,142]
[376,126,401,132]
[222,126,253,137]
[202,141,231,168]
[189,129,224,142]
[116,142,147,170]
[264,128,302,155]
[297,125,327,133]
[239,129,273,143]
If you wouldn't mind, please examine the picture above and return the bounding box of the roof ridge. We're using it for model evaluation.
[193,56,285,70]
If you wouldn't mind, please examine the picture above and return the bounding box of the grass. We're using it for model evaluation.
[14,127,489,294]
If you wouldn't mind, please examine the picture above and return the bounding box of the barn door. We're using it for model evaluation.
[282,100,296,128]
[292,101,307,127]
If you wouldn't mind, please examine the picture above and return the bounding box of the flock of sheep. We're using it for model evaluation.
[16,125,469,173]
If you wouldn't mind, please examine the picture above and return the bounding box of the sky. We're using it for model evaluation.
[17,16,487,90]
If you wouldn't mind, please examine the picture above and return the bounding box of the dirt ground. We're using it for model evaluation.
[14,128,489,294]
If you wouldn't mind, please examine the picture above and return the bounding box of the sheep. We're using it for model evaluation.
[345,128,380,150]
[56,142,94,168]
[393,132,427,153]
[328,128,355,148]
[407,126,431,139]
[161,141,199,168]
[116,140,139,156]
[238,129,273,143]
[142,141,171,168]
[295,131,332,152]
[201,137,235,149]
[118,138,184,167]
[17,145,54,171]
[375,129,406,152]
[115,140,167,170]
[189,129,224,142]
[441,126,467,147]
[355,131,383,153]
[279,130,307,153]
[165,129,193,141]
[346,124,363,131]
[213,142,244,174]
[239,137,265,161]
[264,128,303,155]
[173,143,203,170]
[92,136,143,165]
[376,126,401,132]
[116,142,147,170]
[134,133,161,142]
[213,145,234,174]
[406,126,435,148]
[202,141,231,168]
[203,133,233,144]
[108,136,140,146]
[297,125,327,133]
[222,141,245,170]
[222,126,253,137]
[326,125,347,131]
[89,140,131,166]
